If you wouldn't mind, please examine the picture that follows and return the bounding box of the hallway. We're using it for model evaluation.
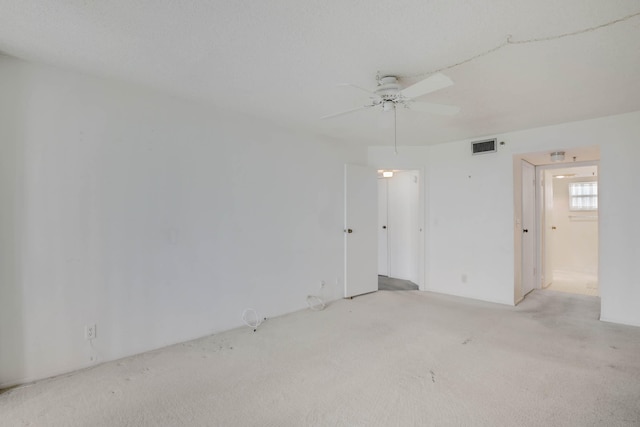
[546,270,598,296]
[378,276,418,291]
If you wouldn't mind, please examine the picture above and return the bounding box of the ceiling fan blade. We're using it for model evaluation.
[407,101,460,116]
[320,104,374,120]
[338,83,376,96]
[400,73,454,99]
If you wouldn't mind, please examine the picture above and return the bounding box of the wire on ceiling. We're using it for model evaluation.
[406,10,640,79]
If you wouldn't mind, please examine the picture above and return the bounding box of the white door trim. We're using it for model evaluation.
[521,160,536,297]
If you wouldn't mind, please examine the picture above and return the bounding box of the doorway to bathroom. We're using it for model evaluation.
[541,164,599,296]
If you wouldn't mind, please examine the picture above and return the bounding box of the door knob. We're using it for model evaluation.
[523,229,529,233]
[345,229,353,234]
[382,225,387,229]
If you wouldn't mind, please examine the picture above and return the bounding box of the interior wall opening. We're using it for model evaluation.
[541,164,599,296]
[377,169,420,291]
[513,145,600,306]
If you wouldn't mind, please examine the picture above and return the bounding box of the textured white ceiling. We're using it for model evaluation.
[1,0,639,146]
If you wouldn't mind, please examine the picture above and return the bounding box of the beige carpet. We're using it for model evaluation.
[2,290,639,426]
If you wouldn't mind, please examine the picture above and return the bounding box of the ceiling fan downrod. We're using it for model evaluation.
[394,103,398,155]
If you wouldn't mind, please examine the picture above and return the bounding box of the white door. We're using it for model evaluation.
[542,170,554,287]
[387,170,420,283]
[522,160,536,296]
[378,178,389,276]
[344,164,378,298]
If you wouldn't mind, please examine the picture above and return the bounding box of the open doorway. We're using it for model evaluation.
[377,169,420,291]
[513,145,600,305]
[541,164,599,296]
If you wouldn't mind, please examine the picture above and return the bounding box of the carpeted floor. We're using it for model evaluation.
[2,290,639,426]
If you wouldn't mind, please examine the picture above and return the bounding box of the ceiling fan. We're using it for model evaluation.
[321,72,460,151]
[321,72,460,120]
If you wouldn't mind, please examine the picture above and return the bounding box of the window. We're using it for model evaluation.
[569,182,598,211]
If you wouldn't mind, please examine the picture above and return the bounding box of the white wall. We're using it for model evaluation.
[370,110,640,326]
[0,55,362,387]
[3,53,640,388]
[0,56,27,387]
[598,117,640,326]
[427,141,516,304]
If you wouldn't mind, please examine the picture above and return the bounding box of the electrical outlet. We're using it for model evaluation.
[85,324,97,340]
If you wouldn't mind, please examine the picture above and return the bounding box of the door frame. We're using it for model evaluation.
[377,169,423,286]
[377,168,426,290]
[514,149,600,305]
[521,160,536,297]
[377,177,390,277]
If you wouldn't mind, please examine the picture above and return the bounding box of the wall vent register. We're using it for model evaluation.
[471,138,497,155]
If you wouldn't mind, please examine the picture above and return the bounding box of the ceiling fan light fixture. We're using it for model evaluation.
[550,151,565,162]
[382,101,395,112]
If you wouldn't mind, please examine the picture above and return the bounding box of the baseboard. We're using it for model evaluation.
[421,287,515,307]
[599,316,640,328]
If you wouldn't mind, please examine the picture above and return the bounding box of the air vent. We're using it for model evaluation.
[471,138,497,155]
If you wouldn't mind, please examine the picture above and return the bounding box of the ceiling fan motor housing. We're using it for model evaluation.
[375,76,402,102]
[320,72,458,120]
